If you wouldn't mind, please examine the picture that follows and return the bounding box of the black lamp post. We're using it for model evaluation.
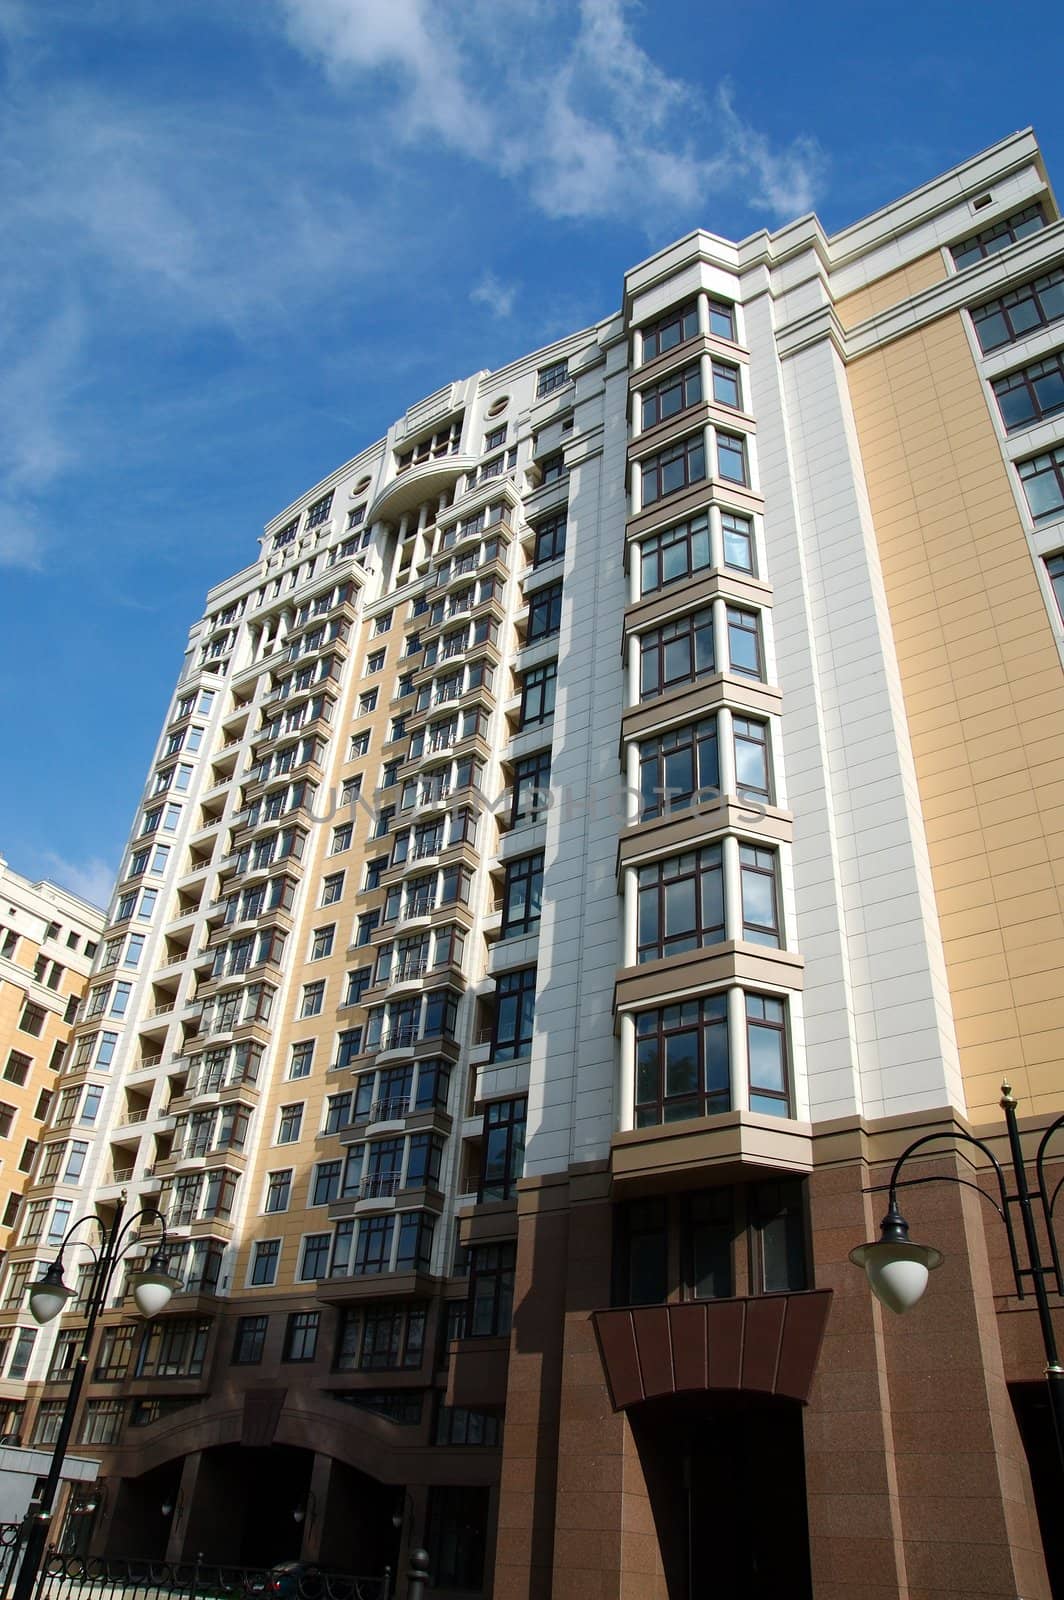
[12,1192,181,1600]
[849,1080,1064,1474]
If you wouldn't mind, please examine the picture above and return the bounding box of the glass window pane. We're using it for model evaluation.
[664,1030,698,1097]
[748,1024,785,1092]
[663,878,697,939]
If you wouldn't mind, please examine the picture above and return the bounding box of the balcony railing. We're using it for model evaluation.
[370,1096,411,1123]
[391,958,428,983]
[360,1171,402,1199]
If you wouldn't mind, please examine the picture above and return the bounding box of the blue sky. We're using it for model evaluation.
[2,0,1062,908]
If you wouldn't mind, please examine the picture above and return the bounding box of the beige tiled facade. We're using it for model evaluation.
[848,311,1064,1122]
[0,855,104,1430]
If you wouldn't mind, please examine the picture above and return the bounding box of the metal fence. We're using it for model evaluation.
[0,1546,391,1600]
[0,1526,22,1598]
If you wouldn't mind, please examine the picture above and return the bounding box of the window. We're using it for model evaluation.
[348,503,367,529]
[950,203,1044,269]
[641,301,698,361]
[250,1240,280,1286]
[79,1085,102,1126]
[135,1318,211,1379]
[434,1405,501,1447]
[232,1315,268,1365]
[374,610,392,634]
[532,511,567,568]
[306,491,334,528]
[264,1170,292,1212]
[519,661,557,727]
[746,994,790,1114]
[1018,445,1064,519]
[331,822,352,854]
[536,359,569,397]
[323,1092,352,1135]
[527,581,563,642]
[8,1329,36,1383]
[751,1179,809,1292]
[18,1002,45,1038]
[711,359,741,408]
[635,996,730,1125]
[639,718,719,820]
[511,751,551,826]
[312,1161,342,1206]
[80,1399,126,1447]
[335,1302,427,1372]
[355,910,379,947]
[311,924,335,960]
[721,510,755,574]
[992,351,1064,431]
[641,362,702,430]
[63,1140,88,1182]
[4,1051,30,1086]
[537,451,566,485]
[726,605,762,676]
[33,1400,65,1446]
[613,1180,807,1306]
[365,649,385,675]
[716,432,747,484]
[739,845,781,945]
[638,511,710,595]
[350,730,371,757]
[358,689,378,715]
[345,967,371,1007]
[289,1040,314,1079]
[479,1098,526,1202]
[467,1243,515,1336]
[320,872,344,907]
[273,517,298,550]
[364,857,387,891]
[283,1310,320,1361]
[93,1323,136,1381]
[301,980,325,1018]
[502,854,543,938]
[640,433,705,505]
[277,1104,303,1145]
[0,1102,15,1139]
[1047,553,1064,621]
[734,716,771,802]
[708,298,735,339]
[492,967,536,1061]
[972,267,1064,352]
[637,846,723,962]
[639,607,714,699]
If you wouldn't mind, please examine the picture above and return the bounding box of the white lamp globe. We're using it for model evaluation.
[27,1263,74,1326]
[849,1205,943,1316]
[131,1259,183,1319]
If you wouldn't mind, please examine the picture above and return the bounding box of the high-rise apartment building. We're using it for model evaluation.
[4,128,1064,1599]
[0,855,104,1406]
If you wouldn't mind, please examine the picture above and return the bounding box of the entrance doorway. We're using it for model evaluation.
[630,1391,813,1600]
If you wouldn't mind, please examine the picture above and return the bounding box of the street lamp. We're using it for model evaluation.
[12,1191,181,1600]
[850,1081,1064,1472]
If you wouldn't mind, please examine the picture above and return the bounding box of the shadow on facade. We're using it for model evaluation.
[104,1445,397,1573]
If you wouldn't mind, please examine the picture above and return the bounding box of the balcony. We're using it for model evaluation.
[369,453,476,525]
[360,1171,402,1201]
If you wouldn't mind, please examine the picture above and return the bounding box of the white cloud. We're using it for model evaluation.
[470,272,516,318]
[279,0,825,227]
[42,853,115,909]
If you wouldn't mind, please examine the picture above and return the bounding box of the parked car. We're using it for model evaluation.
[246,1562,323,1600]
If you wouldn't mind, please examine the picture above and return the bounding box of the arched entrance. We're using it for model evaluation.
[629,1390,812,1599]
[106,1445,399,1574]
